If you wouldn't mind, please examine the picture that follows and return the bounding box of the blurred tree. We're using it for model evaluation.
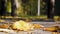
[0,0,7,16]
[21,0,38,16]
[11,0,17,17]
[45,0,54,19]
[40,0,46,15]
[30,0,38,16]
[7,0,11,13]
[55,0,60,20]
[21,0,29,16]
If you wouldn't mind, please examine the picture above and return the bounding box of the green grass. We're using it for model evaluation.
[0,16,59,21]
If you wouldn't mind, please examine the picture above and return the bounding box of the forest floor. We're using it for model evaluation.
[0,16,60,34]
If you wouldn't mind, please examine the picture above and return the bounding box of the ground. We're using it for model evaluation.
[0,17,60,34]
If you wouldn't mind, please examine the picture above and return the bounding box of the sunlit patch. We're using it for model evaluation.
[12,20,34,31]
[12,20,44,31]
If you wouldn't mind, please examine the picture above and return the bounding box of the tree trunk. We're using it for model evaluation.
[11,0,17,17]
[47,0,54,19]
[0,0,7,16]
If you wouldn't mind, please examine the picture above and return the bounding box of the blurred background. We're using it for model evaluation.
[0,0,60,21]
